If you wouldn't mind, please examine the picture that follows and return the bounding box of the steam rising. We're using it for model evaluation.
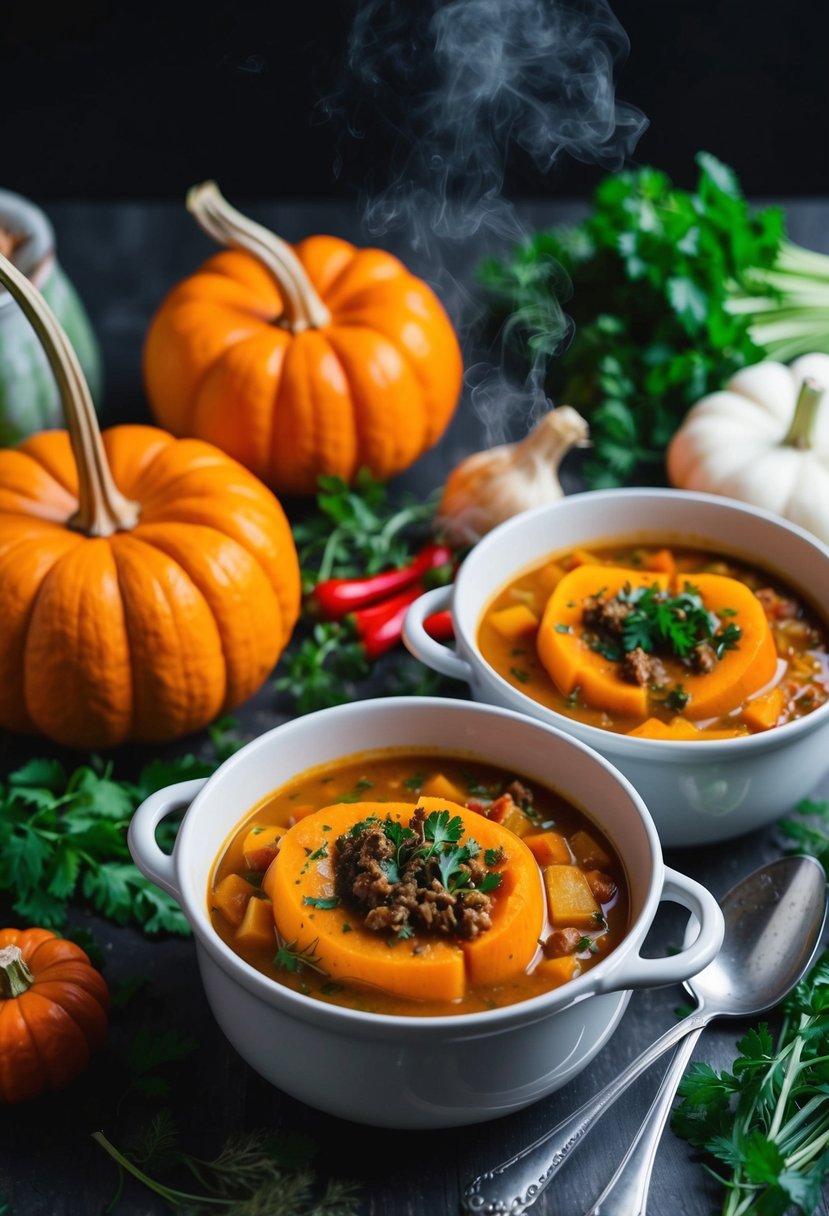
[325,0,647,447]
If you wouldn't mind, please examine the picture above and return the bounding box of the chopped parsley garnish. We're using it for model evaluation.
[274,936,326,974]
[510,666,530,683]
[402,772,425,790]
[665,685,690,711]
[302,895,340,910]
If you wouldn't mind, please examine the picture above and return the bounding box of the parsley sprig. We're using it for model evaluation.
[373,810,503,896]
[587,581,742,664]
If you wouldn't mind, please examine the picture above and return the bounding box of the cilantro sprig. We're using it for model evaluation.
[586,581,742,664]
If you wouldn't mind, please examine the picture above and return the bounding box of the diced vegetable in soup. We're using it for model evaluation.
[478,543,829,737]
[209,752,627,1016]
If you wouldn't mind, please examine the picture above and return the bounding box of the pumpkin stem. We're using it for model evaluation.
[0,252,140,537]
[782,377,825,450]
[186,182,332,334]
[0,945,34,998]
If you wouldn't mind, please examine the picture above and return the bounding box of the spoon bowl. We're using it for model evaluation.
[464,854,828,1216]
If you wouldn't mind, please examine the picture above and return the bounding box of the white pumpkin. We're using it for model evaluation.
[667,355,829,543]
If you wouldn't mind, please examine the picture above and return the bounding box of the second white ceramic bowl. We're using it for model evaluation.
[128,697,722,1128]
[404,490,829,846]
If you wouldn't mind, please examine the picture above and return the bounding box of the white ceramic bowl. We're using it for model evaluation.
[404,489,829,847]
[128,697,722,1129]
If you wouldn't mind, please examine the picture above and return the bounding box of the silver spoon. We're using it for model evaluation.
[463,855,828,1216]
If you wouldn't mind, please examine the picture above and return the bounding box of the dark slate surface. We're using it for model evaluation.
[1,198,828,1216]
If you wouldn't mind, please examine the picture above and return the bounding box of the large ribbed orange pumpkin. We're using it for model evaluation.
[143,183,463,496]
[0,252,300,749]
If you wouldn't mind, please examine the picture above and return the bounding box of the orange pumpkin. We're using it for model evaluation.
[0,928,109,1103]
[143,182,463,496]
[0,252,300,749]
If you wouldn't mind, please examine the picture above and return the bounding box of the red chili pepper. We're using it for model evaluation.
[423,609,455,642]
[350,585,425,661]
[312,542,454,619]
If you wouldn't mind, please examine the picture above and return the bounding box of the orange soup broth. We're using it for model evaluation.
[209,751,628,1017]
[478,542,829,736]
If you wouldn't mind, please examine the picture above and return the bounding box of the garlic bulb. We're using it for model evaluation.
[436,406,589,546]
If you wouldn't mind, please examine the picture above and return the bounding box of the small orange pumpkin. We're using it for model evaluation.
[143,183,463,496]
[0,252,300,749]
[0,928,109,1103]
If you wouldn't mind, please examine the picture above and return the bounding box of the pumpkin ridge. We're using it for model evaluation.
[129,522,282,711]
[109,532,226,739]
[0,1002,45,1103]
[19,988,90,1089]
[324,324,427,475]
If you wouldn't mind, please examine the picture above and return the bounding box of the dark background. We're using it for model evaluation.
[5,0,829,203]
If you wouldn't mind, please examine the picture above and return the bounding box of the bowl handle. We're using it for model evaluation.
[403,585,473,682]
[127,778,208,902]
[596,866,724,992]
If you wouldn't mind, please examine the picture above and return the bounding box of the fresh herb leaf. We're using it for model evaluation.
[423,811,465,849]
[274,937,327,975]
[477,871,503,894]
[302,895,340,910]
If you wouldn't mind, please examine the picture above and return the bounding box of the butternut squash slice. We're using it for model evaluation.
[537,566,670,717]
[263,798,544,1002]
[677,574,778,719]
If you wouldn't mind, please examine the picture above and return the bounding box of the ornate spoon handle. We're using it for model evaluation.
[583,1028,703,1216]
[462,1009,708,1216]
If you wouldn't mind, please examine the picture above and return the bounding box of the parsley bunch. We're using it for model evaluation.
[480,153,829,487]
[0,735,235,934]
[673,962,829,1216]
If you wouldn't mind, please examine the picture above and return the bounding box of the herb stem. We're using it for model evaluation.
[92,1132,226,1208]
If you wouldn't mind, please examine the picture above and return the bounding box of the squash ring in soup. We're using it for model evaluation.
[537,565,778,721]
[263,798,545,1002]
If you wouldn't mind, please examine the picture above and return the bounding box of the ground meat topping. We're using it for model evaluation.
[334,808,501,940]
[622,646,667,688]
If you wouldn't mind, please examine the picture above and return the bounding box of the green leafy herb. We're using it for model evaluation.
[0,732,236,935]
[510,666,530,683]
[302,895,340,910]
[274,937,327,975]
[423,810,465,850]
[292,469,439,589]
[619,583,715,658]
[402,772,426,791]
[665,685,690,711]
[778,798,829,870]
[274,620,370,715]
[478,871,504,894]
[673,958,829,1216]
[93,1113,361,1216]
[714,622,743,659]
[479,153,829,487]
[123,1027,198,1101]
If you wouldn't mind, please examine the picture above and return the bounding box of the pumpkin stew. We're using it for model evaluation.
[209,752,627,1016]
[478,543,829,737]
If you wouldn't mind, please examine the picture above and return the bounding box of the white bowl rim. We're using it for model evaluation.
[450,487,829,754]
[172,697,669,1037]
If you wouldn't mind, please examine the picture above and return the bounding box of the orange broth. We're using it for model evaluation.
[209,750,628,1017]
[478,542,829,738]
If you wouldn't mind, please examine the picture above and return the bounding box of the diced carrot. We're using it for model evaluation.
[568,830,612,871]
[534,954,580,987]
[544,865,600,928]
[489,604,539,640]
[420,772,469,805]
[741,686,785,732]
[524,830,572,866]
[212,873,256,926]
[627,717,746,741]
[487,795,536,837]
[645,548,676,578]
[235,895,277,950]
[242,824,287,871]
